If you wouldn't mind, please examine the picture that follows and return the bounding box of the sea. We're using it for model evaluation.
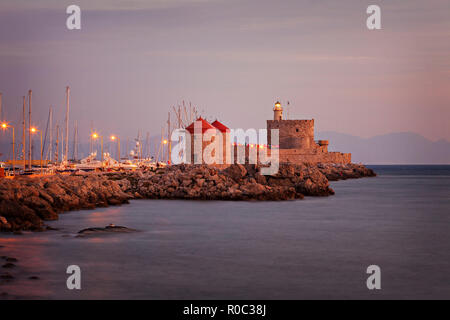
[0,165,449,299]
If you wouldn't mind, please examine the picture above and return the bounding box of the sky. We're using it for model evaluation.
[0,0,449,145]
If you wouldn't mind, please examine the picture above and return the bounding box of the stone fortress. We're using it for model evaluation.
[183,101,351,165]
[267,101,351,164]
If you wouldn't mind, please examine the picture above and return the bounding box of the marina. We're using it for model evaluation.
[0,87,188,177]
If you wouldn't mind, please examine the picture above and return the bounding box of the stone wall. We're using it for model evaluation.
[267,119,315,150]
[278,149,351,164]
[266,119,351,164]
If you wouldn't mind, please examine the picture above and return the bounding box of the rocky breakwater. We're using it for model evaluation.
[317,163,376,181]
[0,174,131,232]
[110,163,333,201]
[0,163,375,232]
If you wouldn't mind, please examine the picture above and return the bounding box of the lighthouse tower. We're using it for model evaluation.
[273,101,283,120]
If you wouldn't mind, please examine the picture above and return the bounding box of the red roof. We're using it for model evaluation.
[211,120,230,133]
[185,117,215,134]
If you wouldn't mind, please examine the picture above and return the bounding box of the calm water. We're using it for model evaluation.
[1,165,449,299]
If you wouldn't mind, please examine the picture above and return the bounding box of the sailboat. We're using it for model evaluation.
[74,152,103,171]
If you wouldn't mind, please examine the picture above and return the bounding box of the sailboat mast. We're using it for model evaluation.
[145,132,150,159]
[48,107,53,162]
[137,130,140,160]
[167,111,171,163]
[28,90,32,170]
[64,86,70,162]
[90,120,93,154]
[161,127,164,162]
[73,120,78,161]
[61,125,64,163]
[22,96,26,171]
[55,125,59,164]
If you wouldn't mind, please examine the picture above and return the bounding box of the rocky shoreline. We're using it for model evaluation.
[0,163,375,232]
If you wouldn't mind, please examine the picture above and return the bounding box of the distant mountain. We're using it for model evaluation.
[316,131,450,164]
[2,131,449,165]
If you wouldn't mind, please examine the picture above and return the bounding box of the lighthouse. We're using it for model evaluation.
[273,101,283,121]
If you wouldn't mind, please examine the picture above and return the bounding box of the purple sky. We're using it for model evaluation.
[0,0,449,143]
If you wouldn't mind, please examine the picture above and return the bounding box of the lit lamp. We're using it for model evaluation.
[30,127,43,174]
[110,135,121,162]
[1,122,15,176]
[273,101,283,121]
[163,139,169,163]
[91,133,104,164]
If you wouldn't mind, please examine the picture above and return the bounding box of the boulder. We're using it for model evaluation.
[77,224,138,237]
[221,164,247,181]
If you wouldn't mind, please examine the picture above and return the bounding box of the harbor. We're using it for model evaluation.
[0,162,375,232]
[0,87,377,232]
[0,88,201,177]
[0,88,353,178]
